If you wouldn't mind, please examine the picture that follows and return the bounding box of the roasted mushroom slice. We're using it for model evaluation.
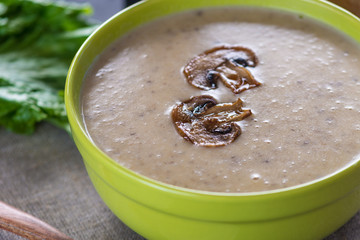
[183,45,261,93]
[215,59,261,93]
[171,95,251,147]
[179,95,217,118]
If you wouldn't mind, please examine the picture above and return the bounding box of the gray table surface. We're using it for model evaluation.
[1,1,360,239]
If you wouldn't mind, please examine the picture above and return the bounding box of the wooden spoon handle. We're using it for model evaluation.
[0,201,73,240]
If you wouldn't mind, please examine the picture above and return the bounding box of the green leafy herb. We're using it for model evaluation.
[0,0,98,134]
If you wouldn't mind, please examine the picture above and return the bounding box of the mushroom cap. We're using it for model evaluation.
[174,120,242,147]
[183,45,260,93]
[171,95,251,147]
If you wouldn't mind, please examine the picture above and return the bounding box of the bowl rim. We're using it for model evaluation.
[65,0,360,200]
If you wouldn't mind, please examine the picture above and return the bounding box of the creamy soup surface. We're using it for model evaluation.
[82,7,360,193]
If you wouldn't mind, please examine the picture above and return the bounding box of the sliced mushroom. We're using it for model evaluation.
[200,98,252,123]
[171,95,251,147]
[215,59,261,93]
[183,45,261,93]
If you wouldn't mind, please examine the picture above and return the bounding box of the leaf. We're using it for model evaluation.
[0,0,97,134]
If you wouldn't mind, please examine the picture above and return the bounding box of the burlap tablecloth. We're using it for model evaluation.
[1,1,360,239]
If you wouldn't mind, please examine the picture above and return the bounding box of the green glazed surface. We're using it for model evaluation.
[65,0,360,239]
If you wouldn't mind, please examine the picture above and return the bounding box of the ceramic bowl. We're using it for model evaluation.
[65,0,360,239]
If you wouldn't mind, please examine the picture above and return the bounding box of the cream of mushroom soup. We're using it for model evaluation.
[81,7,360,192]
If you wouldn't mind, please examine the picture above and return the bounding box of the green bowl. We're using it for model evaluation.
[65,0,360,239]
